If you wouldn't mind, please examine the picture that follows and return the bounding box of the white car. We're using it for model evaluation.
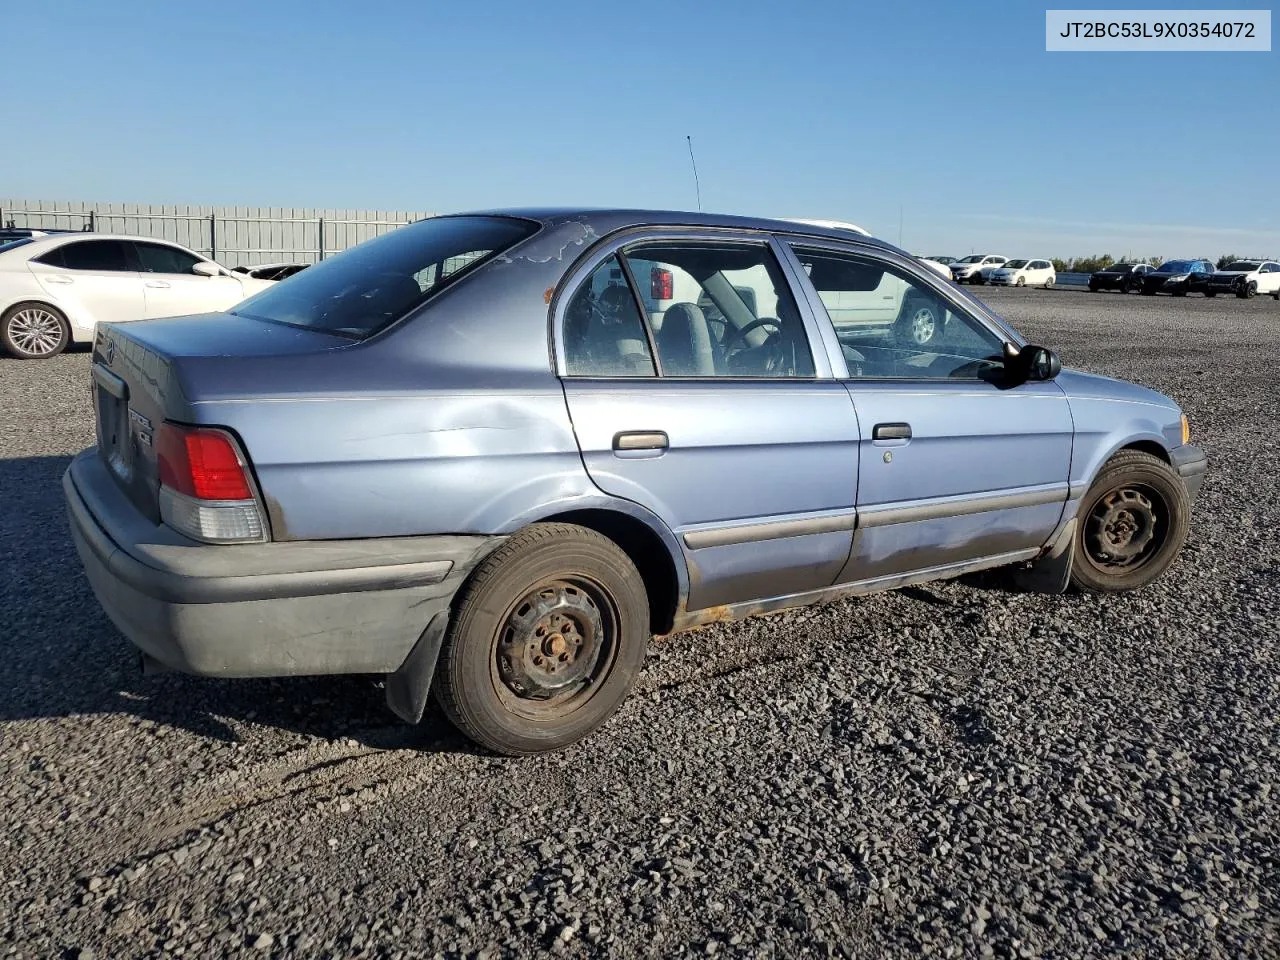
[949,254,1007,285]
[988,259,1056,288]
[0,234,274,359]
[1203,260,1280,299]
[916,257,953,281]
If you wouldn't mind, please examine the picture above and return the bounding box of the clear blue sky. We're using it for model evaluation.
[3,0,1276,258]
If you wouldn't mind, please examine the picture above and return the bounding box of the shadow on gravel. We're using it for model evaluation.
[0,454,468,752]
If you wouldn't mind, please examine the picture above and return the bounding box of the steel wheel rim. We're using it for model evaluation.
[1083,483,1168,573]
[491,576,619,720]
[910,307,937,344]
[7,308,63,356]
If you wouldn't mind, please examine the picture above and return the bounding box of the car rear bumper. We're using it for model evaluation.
[1171,444,1208,501]
[64,450,501,678]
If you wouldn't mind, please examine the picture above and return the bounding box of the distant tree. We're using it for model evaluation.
[1051,258,1068,273]
[1069,254,1116,274]
[1216,254,1239,269]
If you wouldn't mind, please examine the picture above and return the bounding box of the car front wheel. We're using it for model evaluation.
[1239,282,1257,299]
[1070,450,1190,593]
[2,302,70,359]
[434,523,649,755]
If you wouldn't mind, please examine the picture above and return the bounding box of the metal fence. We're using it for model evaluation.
[0,199,434,269]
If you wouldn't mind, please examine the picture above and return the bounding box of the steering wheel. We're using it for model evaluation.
[721,317,782,352]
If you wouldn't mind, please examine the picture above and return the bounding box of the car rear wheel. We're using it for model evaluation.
[434,523,649,755]
[1015,276,1025,287]
[2,302,70,359]
[1239,282,1257,300]
[1044,276,1055,289]
[1070,450,1190,594]
[895,296,942,347]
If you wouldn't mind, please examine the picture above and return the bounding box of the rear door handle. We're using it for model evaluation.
[613,430,669,452]
[145,280,171,289]
[44,275,73,285]
[872,422,912,441]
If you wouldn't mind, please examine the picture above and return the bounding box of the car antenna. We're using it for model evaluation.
[686,135,702,212]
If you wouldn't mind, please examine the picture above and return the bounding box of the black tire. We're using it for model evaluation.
[1140,287,1155,296]
[970,273,984,286]
[1205,290,1217,298]
[1173,289,1187,297]
[1015,276,1025,287]
[434,523,649,755]
[1240,282,1257,300]
[1119,280,1131,294]
[894,295,943,347]
[1089,282,1100,292]
[1044,276,1055,289]
[1,302,70,359]
[1070,450,1190,594]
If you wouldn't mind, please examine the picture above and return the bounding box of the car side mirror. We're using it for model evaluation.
[191,261,220,277]
[1003,342,1061,382]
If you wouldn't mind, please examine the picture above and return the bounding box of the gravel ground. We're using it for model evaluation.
[2,287,1277,959]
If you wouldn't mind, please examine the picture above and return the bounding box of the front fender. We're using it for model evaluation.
[1066,396,1180,494]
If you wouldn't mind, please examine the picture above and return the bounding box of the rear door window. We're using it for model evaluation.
[620,241,815,378]
[42,240,135,271]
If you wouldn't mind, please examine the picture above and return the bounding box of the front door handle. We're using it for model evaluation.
[872,422,912,441]
[145,280,171,289]
[613,430,669,452]
[43,275,73,285]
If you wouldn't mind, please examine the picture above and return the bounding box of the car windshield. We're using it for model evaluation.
[230,216,538,338]
[1224,262,1260,272]
[1004,259,1028,269]
[0,238,34,255]
[1156,260,1192,273]
[956,255,985,264]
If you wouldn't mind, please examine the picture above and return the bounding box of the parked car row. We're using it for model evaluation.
[63,208,1207,755]
[1090,259,1280,300]
[0,232,310,358]
[1088,259,1280,298]
[929,255,1057,288]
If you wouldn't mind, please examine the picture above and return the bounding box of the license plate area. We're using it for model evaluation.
[92,364,133,484]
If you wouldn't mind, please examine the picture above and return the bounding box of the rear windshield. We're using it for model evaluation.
[230,215,538,338]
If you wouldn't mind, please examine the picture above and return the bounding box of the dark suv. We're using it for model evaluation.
[1139,259,1215,297]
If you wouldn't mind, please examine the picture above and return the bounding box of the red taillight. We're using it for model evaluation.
[157,424,253,501]
[651,266,673,301]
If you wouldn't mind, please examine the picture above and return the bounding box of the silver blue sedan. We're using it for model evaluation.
[65,209,1207,754]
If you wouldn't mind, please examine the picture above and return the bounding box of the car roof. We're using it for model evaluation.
[454,208,904,253]
[3,232,205,255]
